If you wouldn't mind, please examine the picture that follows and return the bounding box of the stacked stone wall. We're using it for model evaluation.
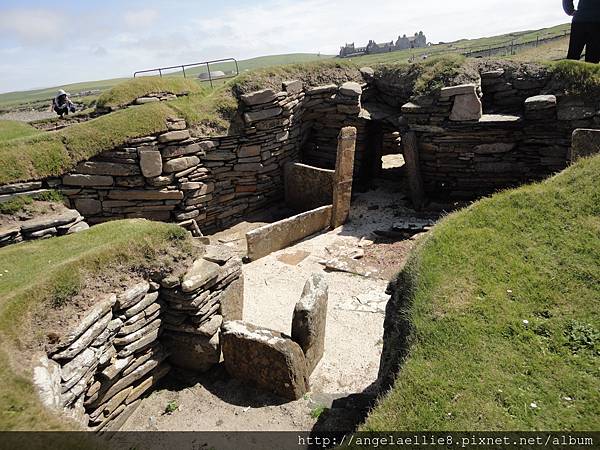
[34,246,243,431]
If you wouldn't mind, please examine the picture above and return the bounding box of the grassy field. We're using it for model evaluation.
[0,121,41,141]
[362,155,600,431]
[0,219,196,431]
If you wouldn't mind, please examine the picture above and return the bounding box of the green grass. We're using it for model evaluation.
[362,155,600,431]
[0,190,64,215]
[0,120,40,142]
[0,101,175,185]
[0,219,196,430]
[96,77,205,109]
[548,60,600,96]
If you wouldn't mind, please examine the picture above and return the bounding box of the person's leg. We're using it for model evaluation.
[584,23,600,63]
[567,21,586,60]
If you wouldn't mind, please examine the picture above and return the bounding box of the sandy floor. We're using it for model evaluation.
[122,179,419,433]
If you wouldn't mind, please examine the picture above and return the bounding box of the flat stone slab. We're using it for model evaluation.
[241,89,277,106]
[181,258,221,292]
[440,84,477,98]
[20,209,82,233]
[339,82,362,97]
[524,95,557,111]
[222,321,309,400]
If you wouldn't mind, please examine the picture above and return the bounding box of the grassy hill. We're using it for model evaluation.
[0,23,571,113]
[0,53,333,112]
[362,154,600,431]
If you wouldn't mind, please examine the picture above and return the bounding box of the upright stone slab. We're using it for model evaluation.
[331,127,357,228]
[291,273,328,375]
[402,132,426,210]
[221,321,309,400]
[570,128,600,162]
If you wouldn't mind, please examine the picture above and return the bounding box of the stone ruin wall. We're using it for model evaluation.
[35,244,244,431]
[2,63,599,233]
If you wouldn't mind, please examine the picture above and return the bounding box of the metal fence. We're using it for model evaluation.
[133,58,240,87]
[462,32,570,58]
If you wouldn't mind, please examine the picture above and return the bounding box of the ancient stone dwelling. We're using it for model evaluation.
[339,31,427,57]
[2,59,599,432]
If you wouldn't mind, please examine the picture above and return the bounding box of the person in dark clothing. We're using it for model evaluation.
[563,0,600,63]
[52,89,76,117]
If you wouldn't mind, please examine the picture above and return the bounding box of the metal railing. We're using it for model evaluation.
[133,58,240,87]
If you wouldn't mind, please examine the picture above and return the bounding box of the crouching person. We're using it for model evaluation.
[52,89,76,117]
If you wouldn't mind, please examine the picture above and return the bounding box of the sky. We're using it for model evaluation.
[0,0,569,93]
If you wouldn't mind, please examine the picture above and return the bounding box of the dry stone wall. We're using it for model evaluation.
[34,245,243,431]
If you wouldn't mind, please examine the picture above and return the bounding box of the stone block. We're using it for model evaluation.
[74,161,139,177]
[107,189,183,201]
[20,209,82,233]
[331,127,357,228]
[241,89,277,106]
[440,84,477,98]
[238,145,261,158]
[219,276,244,321]
[524,95,556,111]
[450,93,482,121]
[246,205,332,261]
[558,105,596,121]
[244,107,283,123]
[291,273,328,375]
[139,150,163,178]
[570,128,600,161]
[222,321,309,400]
[62,174,114,187]
[163,156,200,173]
[339,82,362,97]
[181,258,221,292]
[158,130,190,144]
[283,80,303,95]
[74,198,102,215]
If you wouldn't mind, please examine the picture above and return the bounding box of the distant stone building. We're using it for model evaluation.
[339,31,427,57]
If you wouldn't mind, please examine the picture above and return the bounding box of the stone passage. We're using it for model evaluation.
[221,273,328,400]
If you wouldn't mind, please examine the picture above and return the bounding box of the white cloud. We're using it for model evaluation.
[123,9,160,28]
[0,8,67,44]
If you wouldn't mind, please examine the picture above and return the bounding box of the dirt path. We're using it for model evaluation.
[122,180,419,433]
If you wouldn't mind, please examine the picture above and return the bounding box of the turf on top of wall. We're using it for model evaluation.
[361,154,600,431]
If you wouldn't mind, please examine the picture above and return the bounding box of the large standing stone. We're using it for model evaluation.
[218,276,244,321]
[221,321,309,400]
[570,128,600,162]
[331,127,357,228]
[139,150,163,178]
[402,132,426,210]
[33,354,62,410]
[291,273,328,375]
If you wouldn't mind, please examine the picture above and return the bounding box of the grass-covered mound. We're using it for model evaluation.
[0,219,198,430]
[0,120,40,142]
[363,155,600,431]
[96,77,205,110]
